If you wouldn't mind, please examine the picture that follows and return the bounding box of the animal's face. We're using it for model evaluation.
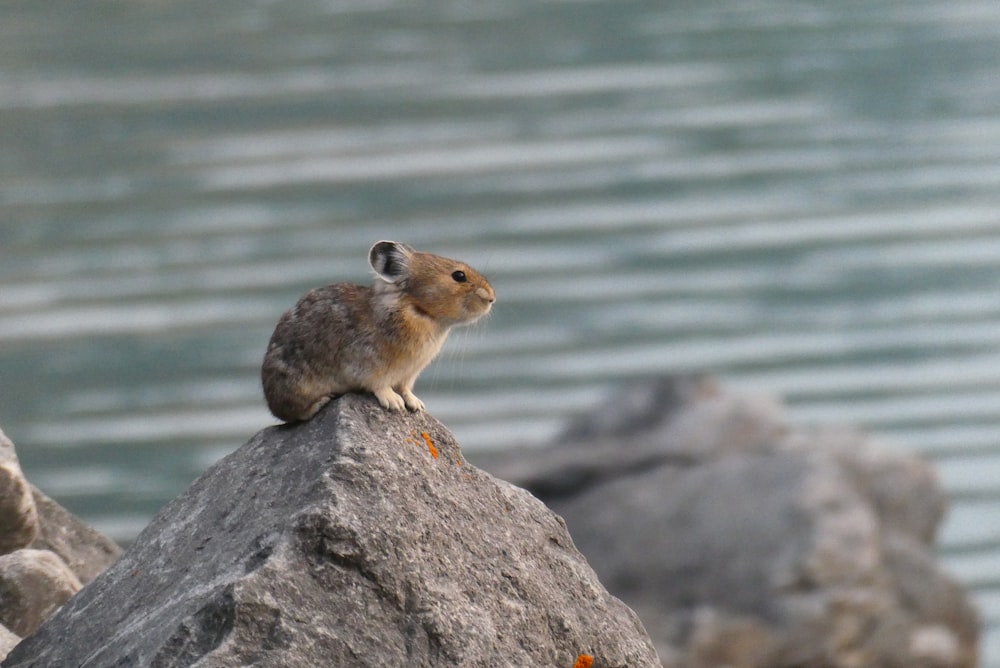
[369,240,495,326]
[407,251,495,326]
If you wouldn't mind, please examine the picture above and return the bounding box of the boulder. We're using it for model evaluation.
[3,394,660,668]
[0,427,122,660]
[28,485,121,584]
[0,429,37,555]
[0,549,81,637]
[475,375,979,668]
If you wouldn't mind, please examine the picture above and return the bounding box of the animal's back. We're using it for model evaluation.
[261,283,375,421]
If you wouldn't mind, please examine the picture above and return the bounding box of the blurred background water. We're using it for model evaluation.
[2,0,1000,662]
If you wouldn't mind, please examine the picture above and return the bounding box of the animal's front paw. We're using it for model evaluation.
[373,387,407,412]
[399,389,425,412]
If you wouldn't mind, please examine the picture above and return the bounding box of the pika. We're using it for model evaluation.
[261,240,495,422]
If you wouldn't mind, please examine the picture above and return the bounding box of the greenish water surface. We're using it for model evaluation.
[2,0,1000,662]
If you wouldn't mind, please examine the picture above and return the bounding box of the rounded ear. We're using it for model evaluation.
[369,240,414,283]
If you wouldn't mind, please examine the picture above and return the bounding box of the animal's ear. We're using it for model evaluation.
[369,241,414,283]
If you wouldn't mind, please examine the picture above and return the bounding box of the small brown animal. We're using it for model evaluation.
[261,240,495,422]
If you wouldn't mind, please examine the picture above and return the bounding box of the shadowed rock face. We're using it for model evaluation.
[475,375,980,668]
[3,394,660,668]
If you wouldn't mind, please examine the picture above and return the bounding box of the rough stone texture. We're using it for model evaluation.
[0,427,123,661]
[28,485,121,584]
[475,375,979,668]
[0,429,37,555]
[4,394,660,668]
[0,549,82,637]
[0,627,18,664]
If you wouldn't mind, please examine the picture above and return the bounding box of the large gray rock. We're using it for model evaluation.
[476,375,979,668]
[4,394,660,668]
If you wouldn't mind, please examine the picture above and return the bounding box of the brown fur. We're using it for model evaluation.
[261,241,495,422]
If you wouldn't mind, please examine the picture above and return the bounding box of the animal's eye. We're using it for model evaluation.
[451,270,467,283]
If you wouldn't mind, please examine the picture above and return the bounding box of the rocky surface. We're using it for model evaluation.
[0,629,16,665]
[0,427,122,659]
[3,394,660,668]
[0,549,81,637]
[28,485,122,585]
[0,430,37,555]
[475,375,980,668]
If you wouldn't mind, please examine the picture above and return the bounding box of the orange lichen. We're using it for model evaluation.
[572,655,594,668]
[420,432,439,459]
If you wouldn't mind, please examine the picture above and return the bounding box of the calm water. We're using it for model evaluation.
[3,0,1000,662]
